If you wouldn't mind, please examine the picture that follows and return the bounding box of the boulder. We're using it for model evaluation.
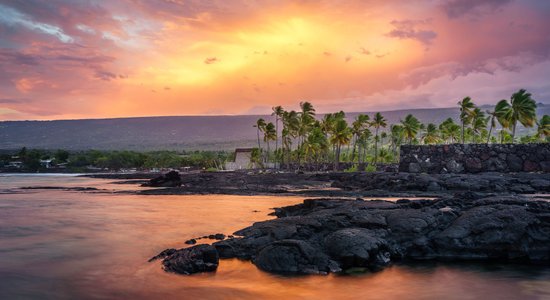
[144,170,182,187]
[254,239,334,274]
[409,163,421,173]
[152,244,219,275]
[324,228,390,269]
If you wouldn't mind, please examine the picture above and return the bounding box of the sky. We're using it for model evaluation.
[0,0,549,120]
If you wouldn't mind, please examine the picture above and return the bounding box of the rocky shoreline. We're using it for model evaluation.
[82,170,550,276]
[152,193,550,275]
[106,170,550,198]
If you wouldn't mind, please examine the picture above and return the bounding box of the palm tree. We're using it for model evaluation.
[389,124,404,159]
[439,118,460,143]
[330,118,351,171]
[351,114,370,162]
[303,126,328,170]
[401,114,421,144]
[357,128,372,167]
[281,110,299,168]
[298,101,316,144]
[422,123,440,144]
[458,96,476,144]
[371,112,387,164]
[485,100,509,144]
[537,115,550,140]
[470,108,486,143]
[296,102,316,167]
[271,106,284,162]
[263,122,277,164]
[254,118,266,150]
[497,89,537,142]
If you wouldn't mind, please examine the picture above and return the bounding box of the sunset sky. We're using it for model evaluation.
[1,0,549,120]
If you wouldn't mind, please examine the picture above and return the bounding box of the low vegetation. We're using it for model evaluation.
[0,148,229,172]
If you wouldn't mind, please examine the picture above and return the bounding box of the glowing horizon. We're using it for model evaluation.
[1,0,549,121]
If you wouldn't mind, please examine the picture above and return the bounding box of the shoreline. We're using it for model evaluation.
[109,170,550,198]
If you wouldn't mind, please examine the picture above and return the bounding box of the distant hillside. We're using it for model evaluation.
[1,106,548,151]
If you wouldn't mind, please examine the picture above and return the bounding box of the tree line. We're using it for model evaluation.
[253,89,549,171]
[0,148,229,172]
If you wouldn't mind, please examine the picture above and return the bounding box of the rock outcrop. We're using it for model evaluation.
[149,244,219,275]
[211,195,550,275]
[143,170,182,187]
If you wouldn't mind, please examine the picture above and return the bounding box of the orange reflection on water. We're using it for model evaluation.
[0,176,549,299]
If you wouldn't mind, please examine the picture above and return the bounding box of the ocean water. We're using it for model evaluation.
[0,174,549,299]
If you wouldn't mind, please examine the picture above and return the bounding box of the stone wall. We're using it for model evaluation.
[399,143,550,173]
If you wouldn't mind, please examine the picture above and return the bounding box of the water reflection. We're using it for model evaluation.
[0,175,549,299]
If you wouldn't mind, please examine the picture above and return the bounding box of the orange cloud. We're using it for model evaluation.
[0,0,549,120]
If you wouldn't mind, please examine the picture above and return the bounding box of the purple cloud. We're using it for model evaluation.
[441,0,514,19]
[387,19,437,47]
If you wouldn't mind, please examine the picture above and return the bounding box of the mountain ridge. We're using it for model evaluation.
[1,106,547,151]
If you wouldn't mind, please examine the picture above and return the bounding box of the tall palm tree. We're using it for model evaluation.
[295,102,316,167]
[458,96,476,144]
[357,128,372,167]
[351,114,370,162]
[254,118,266,150]
[389,124,404,159]
[371,112,387,164]
[537,115,550,140]
[271,106,284,161]
[439,118,460,144]
[485,100,509,144]
[303,126,328,170]
[470,108,486,143]
[281,110,299,167]
[330,118,351,171]
[422,123,440,144]
[401,114,421,144]
[498,89,537,142]
[263,122,277,164]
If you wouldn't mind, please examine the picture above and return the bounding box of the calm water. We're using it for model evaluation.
[1,174,549,300]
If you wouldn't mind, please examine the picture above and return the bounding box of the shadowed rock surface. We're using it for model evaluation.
[133,171,550,197]
[143,170,182,187]
[149,244,219,275]
[211,195,550,275]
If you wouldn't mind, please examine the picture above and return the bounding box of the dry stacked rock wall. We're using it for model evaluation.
[399,144,550,173]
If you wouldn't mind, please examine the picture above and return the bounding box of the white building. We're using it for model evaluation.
[225,148,255,170]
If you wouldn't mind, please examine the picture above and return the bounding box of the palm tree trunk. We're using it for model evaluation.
[256,129,261,149]
[266,141,270,165]
[334,144,340,171]
[461,122,465,144]
[351,136,357,163]
[512,121,517,143]
[486,118,494,144]
[374,127,379,164]
[275,118,279,158]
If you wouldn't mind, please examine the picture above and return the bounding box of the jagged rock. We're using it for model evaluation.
[324,228,390,269]
[151,244,219,275]
[144,170,182,187]
[409,163,421,173]
[210,195,550,275]
[253,239,333,275]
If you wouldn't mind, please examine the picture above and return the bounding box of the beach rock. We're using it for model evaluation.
[153,244,219,275]
[254,239,332,275]
[185,238,197,245]
[324,228,390,269]
[144,170,182,187]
